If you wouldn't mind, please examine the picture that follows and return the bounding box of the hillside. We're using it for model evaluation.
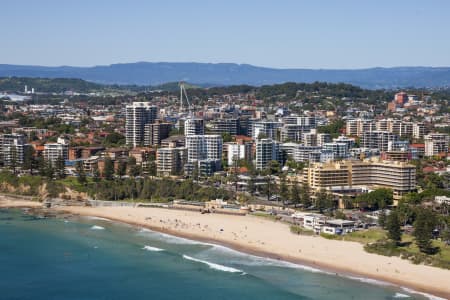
[1,63,450,89]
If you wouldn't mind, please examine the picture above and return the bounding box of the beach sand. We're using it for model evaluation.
[2,198,449,299]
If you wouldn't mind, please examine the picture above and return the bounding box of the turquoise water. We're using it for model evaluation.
[0,208,438,300]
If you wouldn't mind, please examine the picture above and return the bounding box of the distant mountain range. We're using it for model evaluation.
[0,62,449,89]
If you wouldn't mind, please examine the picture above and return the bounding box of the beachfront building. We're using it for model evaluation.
[424,133,449,157]
[126,102,158,147]
[303,158,416,200]
[256,138,281,170]
[44,137,69,164]
[0,133,29,166]
[156,147,187,177]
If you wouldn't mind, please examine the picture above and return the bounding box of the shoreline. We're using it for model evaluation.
[1,198,449,299]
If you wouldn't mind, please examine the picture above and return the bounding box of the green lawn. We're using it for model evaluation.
[342,229,387,243]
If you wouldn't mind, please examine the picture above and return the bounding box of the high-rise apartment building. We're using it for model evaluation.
[256,138,281,170]
[226,142,252,166]
[424,133,449,157]
[412,123,426,140]
[361,131,399,152]
[209,118,239,136]
[44,137,69,163]
[0,133,29,166]
[252,121,282,140]
[156,147,187,177]
[144,121,171,146]
[185,135,223,162]
[126,102,158,147]
[346,119,375,137]
[184,118,205,136]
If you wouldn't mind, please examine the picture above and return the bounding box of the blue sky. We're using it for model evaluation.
[1,0,449,68]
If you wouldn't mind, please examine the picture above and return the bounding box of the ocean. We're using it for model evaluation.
[0,208,441,300]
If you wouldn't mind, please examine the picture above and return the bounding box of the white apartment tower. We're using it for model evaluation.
[185,135,222,162]
[424,133,449,157]
[0,133,29,166]
[126,102,158,147]
[44,137,69,164]
[256,138,281,170]
[184,118,205,137]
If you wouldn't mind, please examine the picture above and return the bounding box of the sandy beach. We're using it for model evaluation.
[2,198,449,299]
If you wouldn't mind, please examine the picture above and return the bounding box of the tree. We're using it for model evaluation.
[146,160,156,177]
[267,160,281,175]
[55,156,66,179]
[22,146,36,173]
[315,189,333,213]
[279,175,289,206]
[92,164,101,182]
[103,132,125,147]
[10,147,18,175]
[355,188,393,210]
[117,160,127,177]
[221,132,232,143]
[103,158,114,180]
[378,209,387,229]
[263,174,277,202]
[129,164,142,177]
[386,210,402,244]
[247,173,256,195]
[413,208,438,254]
[42,160,55,179]
[300,183,311,209]
[75,161,87,184]
[290,182,301,207]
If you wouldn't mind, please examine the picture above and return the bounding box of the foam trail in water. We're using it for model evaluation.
[400,287,447,300]
[138,228,208,245]
[139,227,443,299]
[393,293,410,298]
[202,244,333,274]
[143,245,164,252]
[91,225,105,230]
[85,216,111,221]
[182,255,244,274]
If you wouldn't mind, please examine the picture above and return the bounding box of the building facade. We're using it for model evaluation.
[126,102,158,147]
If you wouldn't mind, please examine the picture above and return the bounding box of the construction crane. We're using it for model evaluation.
[179,82,193,115]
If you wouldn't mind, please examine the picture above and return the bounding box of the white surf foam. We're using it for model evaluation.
[344,275,392,287]
[201,243,332,274]
[400,287,447,300]
[134,226,445,299]
[138,229,208,245]
[182,255,244,274]
[91,225,105,230]
[143,245,164,252]
[86,216,111,221]
[393,293,411,298]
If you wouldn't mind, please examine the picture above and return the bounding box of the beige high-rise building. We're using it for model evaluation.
[303,159,416,200]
